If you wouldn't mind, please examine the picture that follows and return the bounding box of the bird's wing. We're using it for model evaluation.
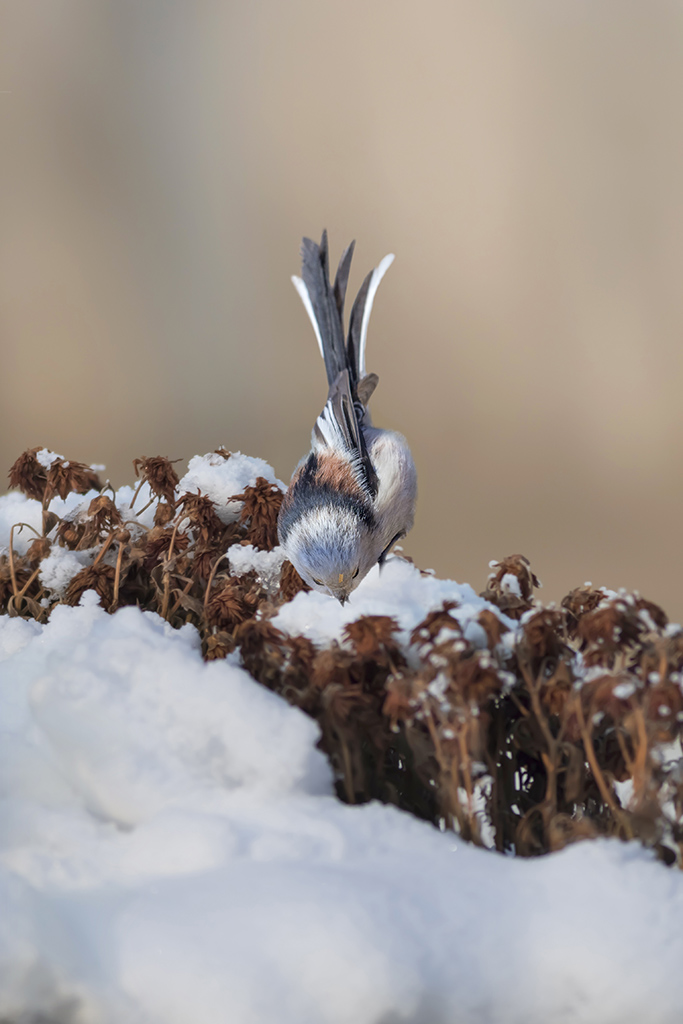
[312,370,378,499]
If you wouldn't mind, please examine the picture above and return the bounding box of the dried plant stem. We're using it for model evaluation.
[134,494,156,518]
[204,554,229,616]
[339,734,355,804]
[112,542,125,610]
[16,565,41,600]
[574,698,633,839]
[521,660,559,834]
[616,706,649,803]
[170,578,196,619]
[8,522,43,597]
[128,477,146,510]
[8,525,20,598]
[91,533,115,567]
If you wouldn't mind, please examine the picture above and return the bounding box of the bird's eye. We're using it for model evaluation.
[312,578,322,586]
[352,567,360,579]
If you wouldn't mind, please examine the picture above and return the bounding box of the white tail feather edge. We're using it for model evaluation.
[358,253,394,378]
[291,275,325,360]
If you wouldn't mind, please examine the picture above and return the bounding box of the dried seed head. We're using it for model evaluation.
[577,601,642,666]
[154,501,176,527]
[279,560,310,601]
[410,602,462,647]
[191,545,221,581]
[382,674,416,728]
[143,527,189,571]
[65,564,116,609]
[133,456,181,505]
[343,615,400,659]
[204,631,235,661]
[481,554,540,619]
[86,495,122,533]
[26,537,52,566]
[205,577,256,630]
[177,492,224,546]
[477,608,508,649]
[234,619,288,689]
[562,585,608,635]
[521,608,568,661]
[311,645,357,691]
[8,448,50,501]
[234,477,284,551]
[47,460,102,500]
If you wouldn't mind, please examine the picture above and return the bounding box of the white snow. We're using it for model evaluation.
[227,542,286,590]
[34,447,63,470]
[38,545,96,598]
[1,599,683,1023]
[501,571,522,597]
[3,456,683,1022]
[0,596,682,1022]
[180,451,287,524]
[272,556,508,649]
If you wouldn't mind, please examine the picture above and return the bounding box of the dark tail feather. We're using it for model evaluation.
[333,240,355,322]
[300,231,349,388]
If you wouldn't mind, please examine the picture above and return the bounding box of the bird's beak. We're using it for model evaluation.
[336,593,348,606]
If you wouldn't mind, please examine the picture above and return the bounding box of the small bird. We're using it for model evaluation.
[277,231,417,604]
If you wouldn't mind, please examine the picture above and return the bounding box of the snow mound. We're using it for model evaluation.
[273,555,510,647]
[1,599,683,1023]
[180,450,286,524]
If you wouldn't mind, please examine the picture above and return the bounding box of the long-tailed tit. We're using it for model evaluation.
[278,231,417,604]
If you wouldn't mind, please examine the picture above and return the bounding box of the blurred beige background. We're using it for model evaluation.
[2,0,683,616]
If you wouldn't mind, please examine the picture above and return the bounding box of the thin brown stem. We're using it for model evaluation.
[574,697,633,838]
[203,554,229,617]
[128,477,146,510]
[111,542,125,610]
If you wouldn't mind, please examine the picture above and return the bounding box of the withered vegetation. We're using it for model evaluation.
[5,451,683,866]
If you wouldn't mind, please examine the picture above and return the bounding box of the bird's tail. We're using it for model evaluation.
[291,230,394,394]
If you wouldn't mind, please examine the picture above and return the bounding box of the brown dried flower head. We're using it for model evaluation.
[447,650,503,706]
[26,537,52,566]
[65,565,116,609]
[577,598,644,666]
[481,554,540,619]
[205,577,257,630]
[143,526,190,571]
[477,608,508,650]
[410,602,462,648]
[204,631,235,661]
[279,560,311,602]
[562,585,609,636]
[8,448,50,501]
[382,673,417,728]
[235,619,288,689]
[177,492,224,546]
[133,456,181,505]
[47,460,102,501]
[235,477,284,551]
[343,615,401,660]
[154,501,176,528]
[86,495,122,534]
[521,608,568,661]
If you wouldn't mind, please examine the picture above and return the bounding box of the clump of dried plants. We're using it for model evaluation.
[5,448,683,866]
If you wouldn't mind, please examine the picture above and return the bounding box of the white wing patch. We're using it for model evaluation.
[311,401,366,483]
[358,253,394,378]
[291,275,325,360]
